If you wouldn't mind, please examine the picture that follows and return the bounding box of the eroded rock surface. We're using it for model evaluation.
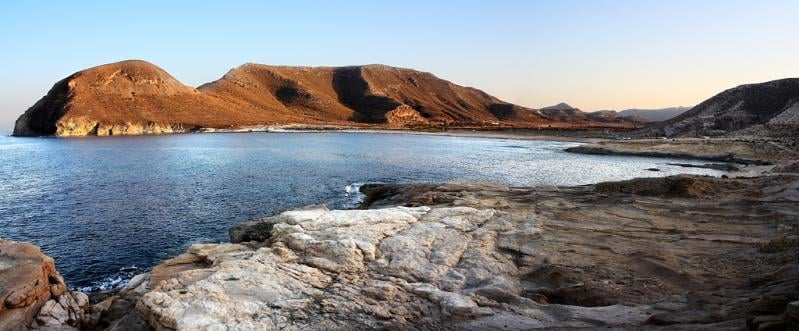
[0,239,89,330]
[126,175,799,330]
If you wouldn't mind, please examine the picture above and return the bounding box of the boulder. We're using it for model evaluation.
[0,239,90,330]
[0,239,68,330]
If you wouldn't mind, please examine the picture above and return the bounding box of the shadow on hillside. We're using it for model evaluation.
[332,67,401,123]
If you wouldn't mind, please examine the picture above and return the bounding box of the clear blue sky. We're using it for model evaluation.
[1,0,797,130]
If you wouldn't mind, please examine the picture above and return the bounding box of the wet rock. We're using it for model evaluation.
[229,219,276,243]
[668,162,740,171]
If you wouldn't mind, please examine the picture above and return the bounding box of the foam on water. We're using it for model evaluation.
[344,182,368,208]
[76,266,141,292]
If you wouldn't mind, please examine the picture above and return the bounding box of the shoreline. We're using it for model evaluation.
[9,124,794,166]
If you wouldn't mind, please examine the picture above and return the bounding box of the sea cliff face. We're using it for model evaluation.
[53,118,191,137]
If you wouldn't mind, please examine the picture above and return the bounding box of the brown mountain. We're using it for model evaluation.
[637,78,799,138]
[13,60,637,136]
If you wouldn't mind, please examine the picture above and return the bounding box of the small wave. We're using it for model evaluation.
[343,182,367,208]
[76,266,141,293]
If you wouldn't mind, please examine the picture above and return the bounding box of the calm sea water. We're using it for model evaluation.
[0,132,727,291]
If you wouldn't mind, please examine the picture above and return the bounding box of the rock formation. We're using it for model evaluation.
[12,60,640,137]
[0,239,89,330]
[78,175,799,330]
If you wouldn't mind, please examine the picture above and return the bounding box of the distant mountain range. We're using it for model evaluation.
[12,60,637,136]
[538,103,647,125]
[613,107,690,122]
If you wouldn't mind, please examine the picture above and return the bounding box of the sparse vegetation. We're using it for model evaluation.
[758,237,797,253]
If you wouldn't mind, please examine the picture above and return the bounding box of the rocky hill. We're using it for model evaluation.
[539,103,646,126]
[12,60,638,137]
[638,78,799,138]
[616,107,689,122]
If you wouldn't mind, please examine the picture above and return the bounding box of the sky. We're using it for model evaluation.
[1,0,798,131]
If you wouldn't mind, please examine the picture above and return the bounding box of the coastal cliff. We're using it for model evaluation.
[12,60,641,137]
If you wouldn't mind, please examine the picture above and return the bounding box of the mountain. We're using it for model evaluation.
[638,78,799,138]
[13,60,638,136]
[540,102,577,111]
[539,102,583,120]
[539,103,647,126]
[616,107,690,122]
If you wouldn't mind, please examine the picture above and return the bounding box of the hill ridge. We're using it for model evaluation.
[12,60,642,136]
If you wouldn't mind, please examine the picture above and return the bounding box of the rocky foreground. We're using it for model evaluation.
[0,173,785,330]
[0,240,89,330]
[2,162,798,330]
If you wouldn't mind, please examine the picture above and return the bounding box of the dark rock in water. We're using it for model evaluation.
[668,162,740,171]
[230,205,331,243]
[646,168,661,171]
[229,219,276,243]
[565,144,772,165]
[359,183,439,208]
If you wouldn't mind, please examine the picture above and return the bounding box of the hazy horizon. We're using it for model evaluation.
[2,0,798,131]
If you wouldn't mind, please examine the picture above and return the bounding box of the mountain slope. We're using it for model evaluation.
[638,78,799,138]
[12,60,298,136]
[198,64,548,125]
